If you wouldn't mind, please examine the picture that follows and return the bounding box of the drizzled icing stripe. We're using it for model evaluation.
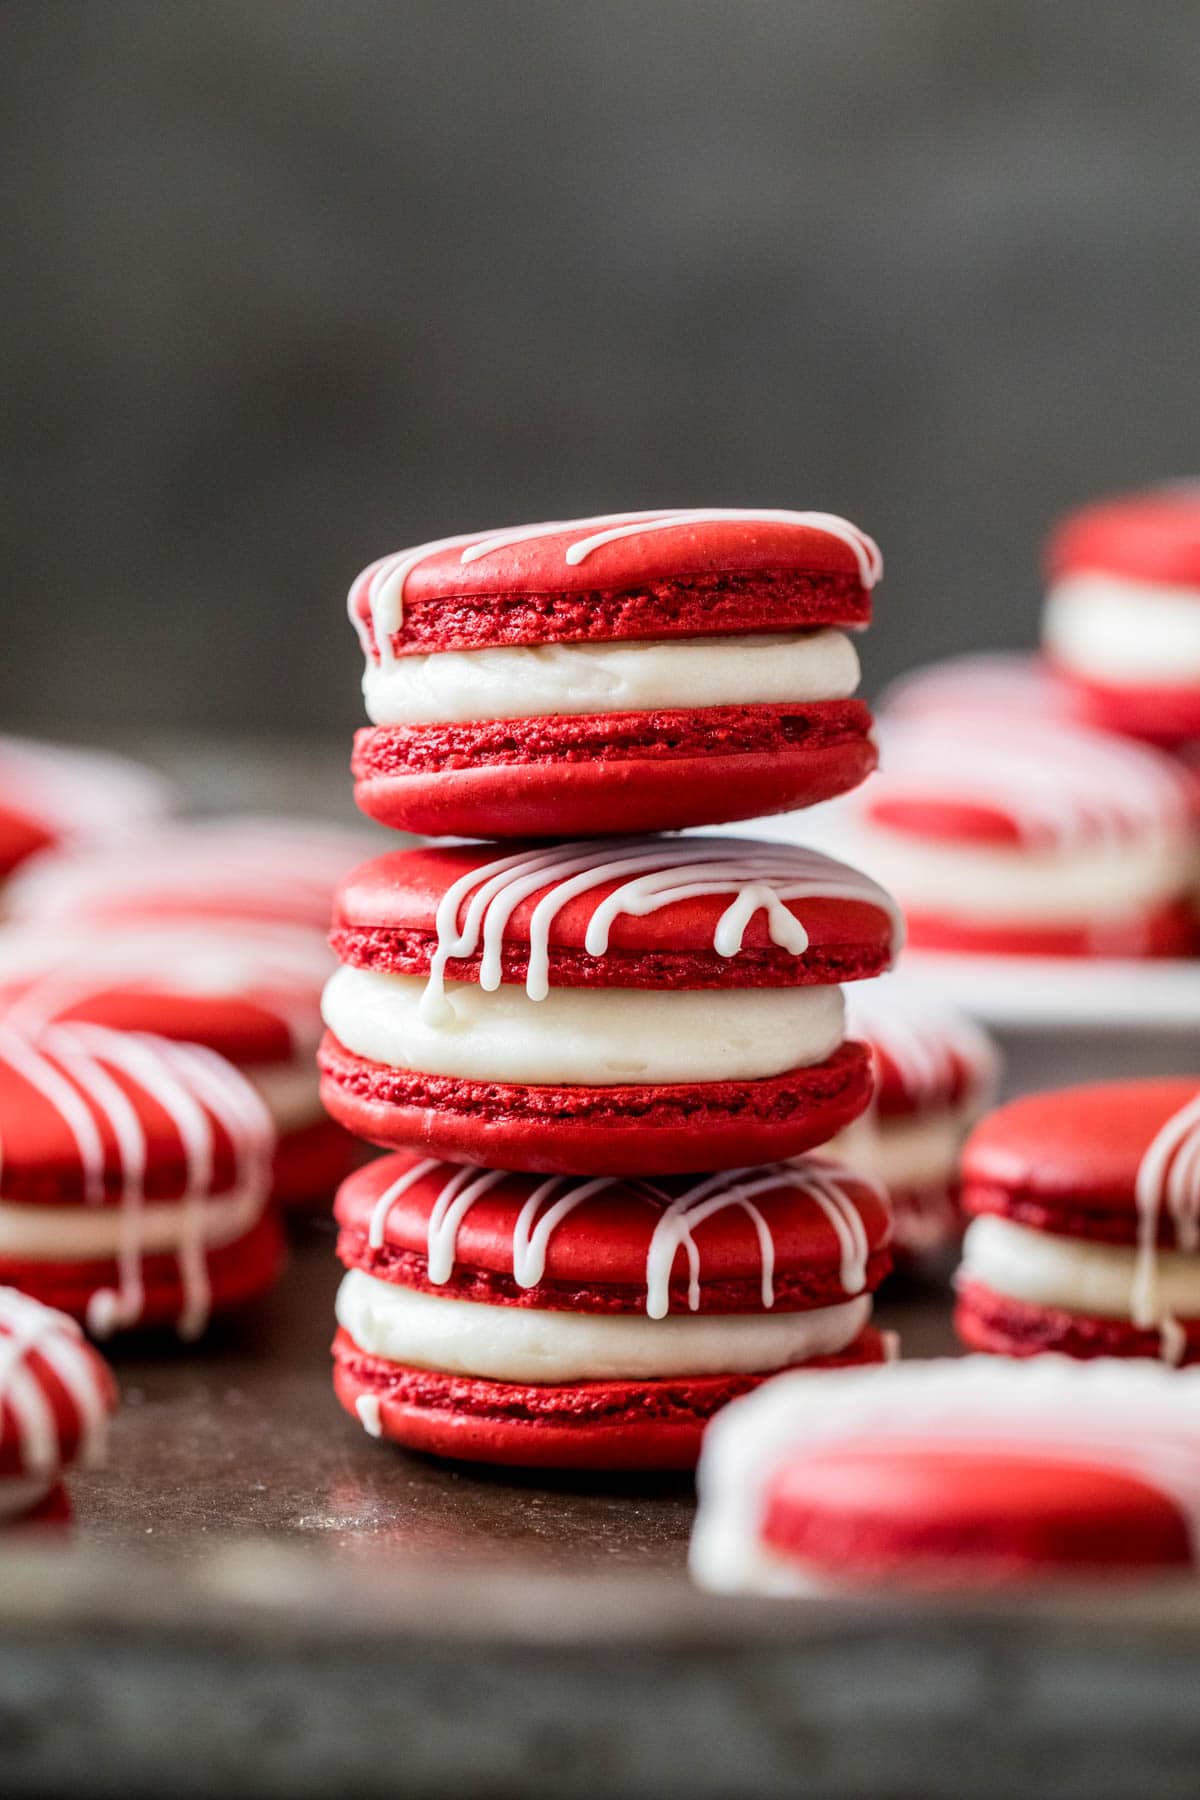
[364,1157,884,1320]
[0,1024,275,1341]
[417,837,903,1023]
[350,509,883,669]
[1132,1092,1200,1364]
[867,716,1192,848]
[0,1286,111,1478]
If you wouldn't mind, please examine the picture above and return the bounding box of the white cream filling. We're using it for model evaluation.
[0,1186,268,1261]
[336,1268,871,1381]
[851,823,1192,924]
[362,629,860,725]
[1044,576,1200,685]
[322,966,844,1086]
[961,1215,1200,1320]
[244,1059,325,1132]
[822,1104,971,1193]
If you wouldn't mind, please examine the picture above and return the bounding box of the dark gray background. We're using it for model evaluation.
[3,1,1198,743]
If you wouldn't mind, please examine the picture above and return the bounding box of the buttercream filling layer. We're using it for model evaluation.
[960,1216,1200,1320]
[822,1103,973,1192]
[0,1187,267,1261]
[362,629,860,725]
[1044,576,1200,684]
[852,824,1192,923]
[335,1268,872,1381]
[321,966,846,1086]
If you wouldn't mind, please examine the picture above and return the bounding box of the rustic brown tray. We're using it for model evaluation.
[4,1223,1200,1800]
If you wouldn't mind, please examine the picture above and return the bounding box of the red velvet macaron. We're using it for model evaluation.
[957,1078,1200,1364]
[1044,488,1200,744]
[0,735,173,883]
[6,814,382,932]
[332,1149,893,1469]
[0,1286,118,1521]
[346,508,882,839]
[838,715,1197,957]
[0,919,357,1209]
[691,1357,1200,1591]
[822,979,1000,1263]
[0,1021,284,1339]
[320,835,902,1176]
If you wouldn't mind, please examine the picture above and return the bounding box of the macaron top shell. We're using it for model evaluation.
[0,736,174,880]
[1048,489,1200,590]
[0,921,333,1067]
[0,1287,117,1480]
[335,1149,891,1315]
[858,716,1193,849]
[331,837,902,993]
[8,815,382,931]
[349,508,882,660]
[0,1023,276,1208]
[963,1078,1200,1217]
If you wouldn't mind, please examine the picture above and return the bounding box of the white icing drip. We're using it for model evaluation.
[417,836,902,1023]
[0,1287,110,1479]
[844,980,1000,1108]
[1133,1093,1200,1361]
[355,1393,383,1437]
[353,509,882,670]
[365,1156,880,1320]
[867,716,1192,850]
[0,1024,275,1341]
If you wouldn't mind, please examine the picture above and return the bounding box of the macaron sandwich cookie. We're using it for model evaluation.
[838,713,1197,957]
[0,1286,117,1522]
[0,1022,282,1338]
[0,734,173,886]
[821,979,1000,1262]
[332,1149,893,1469]
[319,836,903,1176]
[0,919,355,1207]
[1043,486,1200,744]
[957,1079,1200,1364]
[691,1357,1200,1593]
[347,508,882,839]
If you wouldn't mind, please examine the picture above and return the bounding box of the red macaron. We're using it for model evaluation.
[837,715,1197,957]
[0,919,358,1209]
[319,835,902,1176]
[0,735,173,883]
[822,979,1000,1263]
[0,1022,285,1339]
[332,1149,893,1469]
[691,1358,1200,1591]
[957,1078,1200,1363]
[346,508,882,839]
[0,1286,118,1521]
[1044,488,1200,744]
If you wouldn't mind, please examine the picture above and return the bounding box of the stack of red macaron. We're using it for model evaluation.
[321,508,906,1468]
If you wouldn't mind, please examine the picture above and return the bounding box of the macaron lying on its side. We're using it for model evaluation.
[346,508,883,839]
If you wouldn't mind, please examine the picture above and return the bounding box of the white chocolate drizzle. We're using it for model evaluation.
[0,1023,275,1341]
[351,509,882,671]
[363,1156,884,1320]
[844,980,1000,1110]
[0,1286,111,1479]
[1132,1092,1200,1363]
[416,837,902,1025]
